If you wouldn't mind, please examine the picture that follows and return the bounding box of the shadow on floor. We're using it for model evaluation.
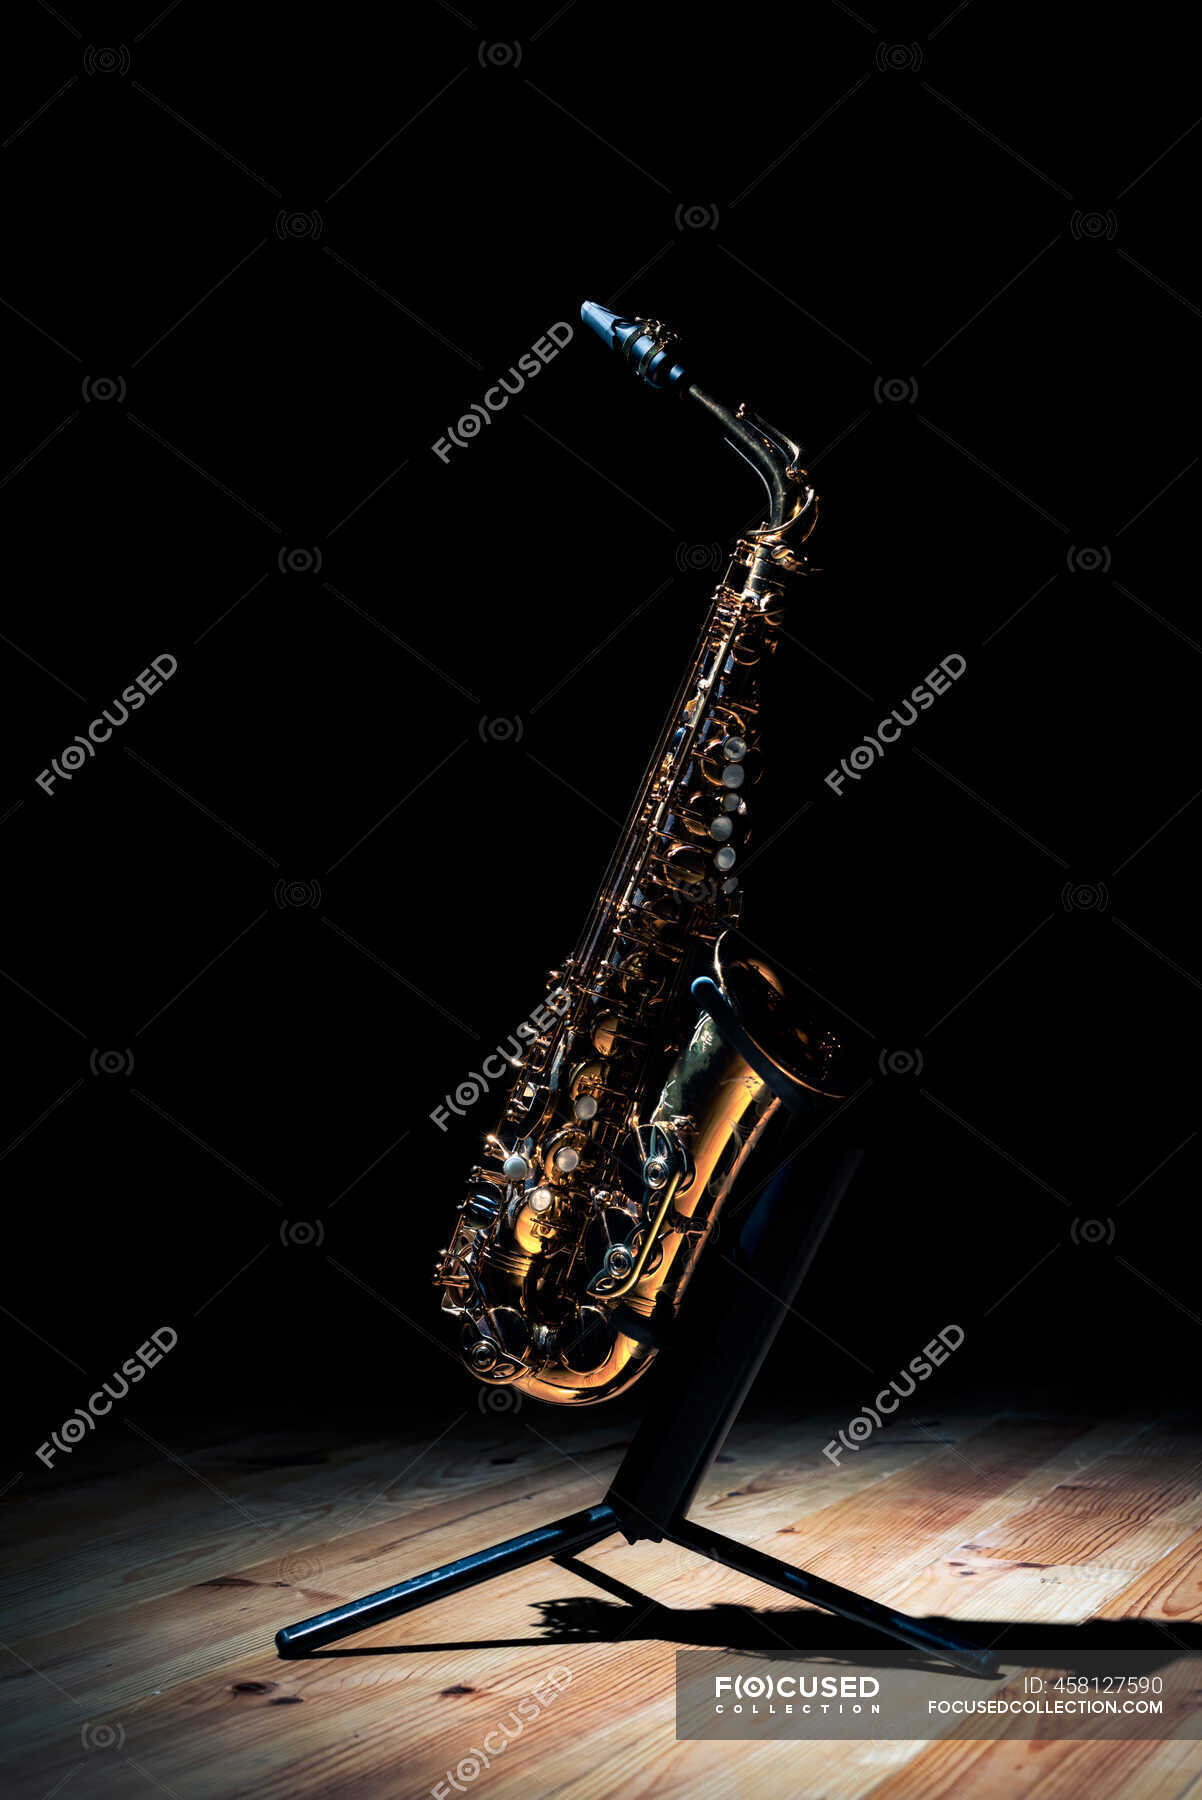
[307,1555,1202,1673]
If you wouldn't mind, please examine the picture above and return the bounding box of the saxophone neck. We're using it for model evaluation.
[694,389,817,568]
[579,300,816,560]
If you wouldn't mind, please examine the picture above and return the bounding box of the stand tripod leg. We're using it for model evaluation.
[275,1503,618,1657]
[670,1518,997,1676]
[276,1110,991,1675]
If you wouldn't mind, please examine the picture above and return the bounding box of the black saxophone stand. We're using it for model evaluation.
[277,1022,995,1675]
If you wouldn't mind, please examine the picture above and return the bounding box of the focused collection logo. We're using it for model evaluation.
[430,1666,572,1795]
[431,988,571,1131]
[825,654,966,796]
[36,653,178,796]
[823,1325,965,1464]
[36,1327,178,1467]
[432,324,574,462]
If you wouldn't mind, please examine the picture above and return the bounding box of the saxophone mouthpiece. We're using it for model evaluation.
[580,300,689,391]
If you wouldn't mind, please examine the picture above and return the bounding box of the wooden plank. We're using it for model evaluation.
[861,1733,1202,1800]
[0,1417,632,1638]
[2,1411,1198,1800]
[962,1433,1202,1571]
[0,1416,980,1799]
[1098,1523,1202,1622]
[723,1415,1120,1594]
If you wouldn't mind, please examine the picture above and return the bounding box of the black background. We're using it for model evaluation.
[4,1,1199,1474]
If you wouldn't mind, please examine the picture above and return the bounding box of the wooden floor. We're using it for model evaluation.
[3,1408,1202,1799]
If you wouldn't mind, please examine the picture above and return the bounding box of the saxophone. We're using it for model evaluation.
[436,303,846,1405]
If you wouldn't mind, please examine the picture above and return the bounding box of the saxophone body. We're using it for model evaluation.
[436,305,844,1405]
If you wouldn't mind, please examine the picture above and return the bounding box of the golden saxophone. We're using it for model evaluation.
[436,303,845,1405]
